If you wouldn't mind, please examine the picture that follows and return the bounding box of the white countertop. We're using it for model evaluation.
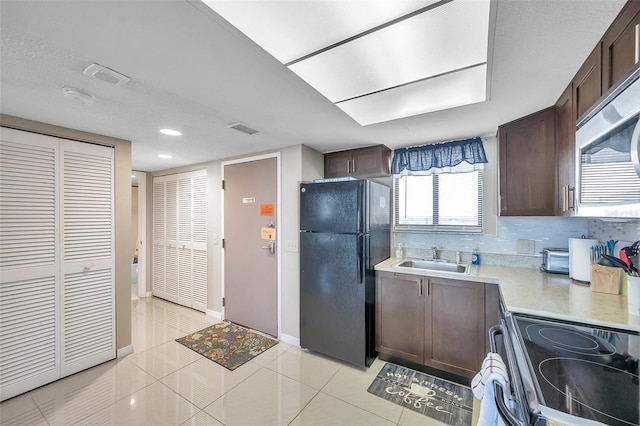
[375,257,640,333]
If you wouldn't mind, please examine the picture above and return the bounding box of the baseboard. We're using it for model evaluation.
[206,309,222,320]
[279,333,300,347]
[116,345,133,358]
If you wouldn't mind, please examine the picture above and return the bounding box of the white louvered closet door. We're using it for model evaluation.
[152,181,167,298]
[152,171,206,311]
[60,139,115,377]
[165,180,178,303]
[177,176,193,307]
[191,173,207,312]
[0,129,60,401]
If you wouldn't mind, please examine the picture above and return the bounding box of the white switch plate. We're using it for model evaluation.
[516,239,535,254]
[212,234,218,245]
[285,240,298,252]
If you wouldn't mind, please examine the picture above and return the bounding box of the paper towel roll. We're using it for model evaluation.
[569,238,598,282]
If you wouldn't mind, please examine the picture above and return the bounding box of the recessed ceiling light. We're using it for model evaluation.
[158,154,172,159]
[160,128,182,136]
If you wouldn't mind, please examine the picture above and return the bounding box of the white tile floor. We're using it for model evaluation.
[0,286,448,426]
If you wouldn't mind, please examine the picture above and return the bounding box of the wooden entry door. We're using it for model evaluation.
[223,157,277,336]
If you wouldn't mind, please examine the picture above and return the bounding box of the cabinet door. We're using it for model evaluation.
[324,150,353,178]
[555,84,575,216]
[602,1,640,92]
[375,271,425,363]
[573,45,602,121]
[498,107,556,216]
[352,145,390,177]
[425,277,485,379]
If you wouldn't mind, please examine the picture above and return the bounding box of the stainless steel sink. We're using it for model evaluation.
[395,259,469,274]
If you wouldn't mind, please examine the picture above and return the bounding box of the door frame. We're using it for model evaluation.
[221,152,282,338]
[132,170,147,298]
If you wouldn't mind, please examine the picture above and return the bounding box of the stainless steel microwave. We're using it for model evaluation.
[575,64,640,218]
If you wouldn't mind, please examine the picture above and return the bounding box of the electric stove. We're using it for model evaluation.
[513,315,638,426]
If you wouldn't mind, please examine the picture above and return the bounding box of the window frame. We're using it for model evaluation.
[393,170,483,233]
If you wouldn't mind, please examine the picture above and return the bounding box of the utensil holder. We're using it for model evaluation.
[590,264,622,294]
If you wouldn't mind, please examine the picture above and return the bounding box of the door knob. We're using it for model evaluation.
[261,240,276,255]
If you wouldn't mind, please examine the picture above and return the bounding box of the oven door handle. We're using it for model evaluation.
[489,325,526,426]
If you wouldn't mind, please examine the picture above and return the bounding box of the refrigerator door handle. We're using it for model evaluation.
[357,235,364,284]
[356,181,363,233]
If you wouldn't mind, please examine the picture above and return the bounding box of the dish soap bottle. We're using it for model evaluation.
[471,249,480,265]
[395,243,404,259]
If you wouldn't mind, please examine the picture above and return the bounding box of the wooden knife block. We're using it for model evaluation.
[590,264,622,294]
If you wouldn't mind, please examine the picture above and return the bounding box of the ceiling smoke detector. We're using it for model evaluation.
[227,122,259,135]
[62,87,95,105]
[83,63,131,86]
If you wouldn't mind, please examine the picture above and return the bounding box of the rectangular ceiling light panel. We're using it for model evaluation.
[336,64,487,125]
[288,0,490,102]
[205,0,492,125]
[203,0,437,64]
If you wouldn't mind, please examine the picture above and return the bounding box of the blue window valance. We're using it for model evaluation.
[391,137,488,176]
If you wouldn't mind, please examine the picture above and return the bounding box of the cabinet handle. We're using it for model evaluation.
[635,24,639,64]
[562,185,569,212]
[568,186,575,211]
[418,279,422,296]
[347,160,351,174]
[352,159,356,174]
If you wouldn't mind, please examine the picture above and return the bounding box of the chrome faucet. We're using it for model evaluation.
[431,246,438,260]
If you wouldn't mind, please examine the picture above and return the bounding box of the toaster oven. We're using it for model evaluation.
[540,247,569,275]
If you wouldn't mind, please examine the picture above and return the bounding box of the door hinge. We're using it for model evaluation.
[222,238,225,249]
[222,297,225,307]
[221,179,225,190]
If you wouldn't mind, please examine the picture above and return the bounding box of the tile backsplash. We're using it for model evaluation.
[588,219,640,244]
[393,217,639,268]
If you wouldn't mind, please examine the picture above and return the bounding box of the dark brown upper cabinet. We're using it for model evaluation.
[324,145,391,178]
[555,84,576,216]
[573,45,603,121]
[602,0,640,92]
[498,107,557,216]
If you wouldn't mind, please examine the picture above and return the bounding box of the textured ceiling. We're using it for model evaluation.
[0,0,627,172]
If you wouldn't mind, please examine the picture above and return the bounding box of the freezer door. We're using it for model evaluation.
[368,181,391,230]
[300,232,368,366]
[300,180,364,233]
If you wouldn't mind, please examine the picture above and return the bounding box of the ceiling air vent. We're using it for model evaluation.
[83,63,130,86]
[227,122,259,135]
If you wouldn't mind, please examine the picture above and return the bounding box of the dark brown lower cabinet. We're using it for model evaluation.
[426,277,485,378]
[376,271,498,379]
[376,272,425,363]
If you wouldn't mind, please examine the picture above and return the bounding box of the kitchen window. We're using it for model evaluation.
[394,167,483,232]
[391,137,486,233]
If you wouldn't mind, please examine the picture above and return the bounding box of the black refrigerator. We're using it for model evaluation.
[299,179,390,367]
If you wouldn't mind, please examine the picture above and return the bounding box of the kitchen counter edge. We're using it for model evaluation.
[375,257,640,333]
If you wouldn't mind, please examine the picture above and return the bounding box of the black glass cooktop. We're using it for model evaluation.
[514,316,638,426]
